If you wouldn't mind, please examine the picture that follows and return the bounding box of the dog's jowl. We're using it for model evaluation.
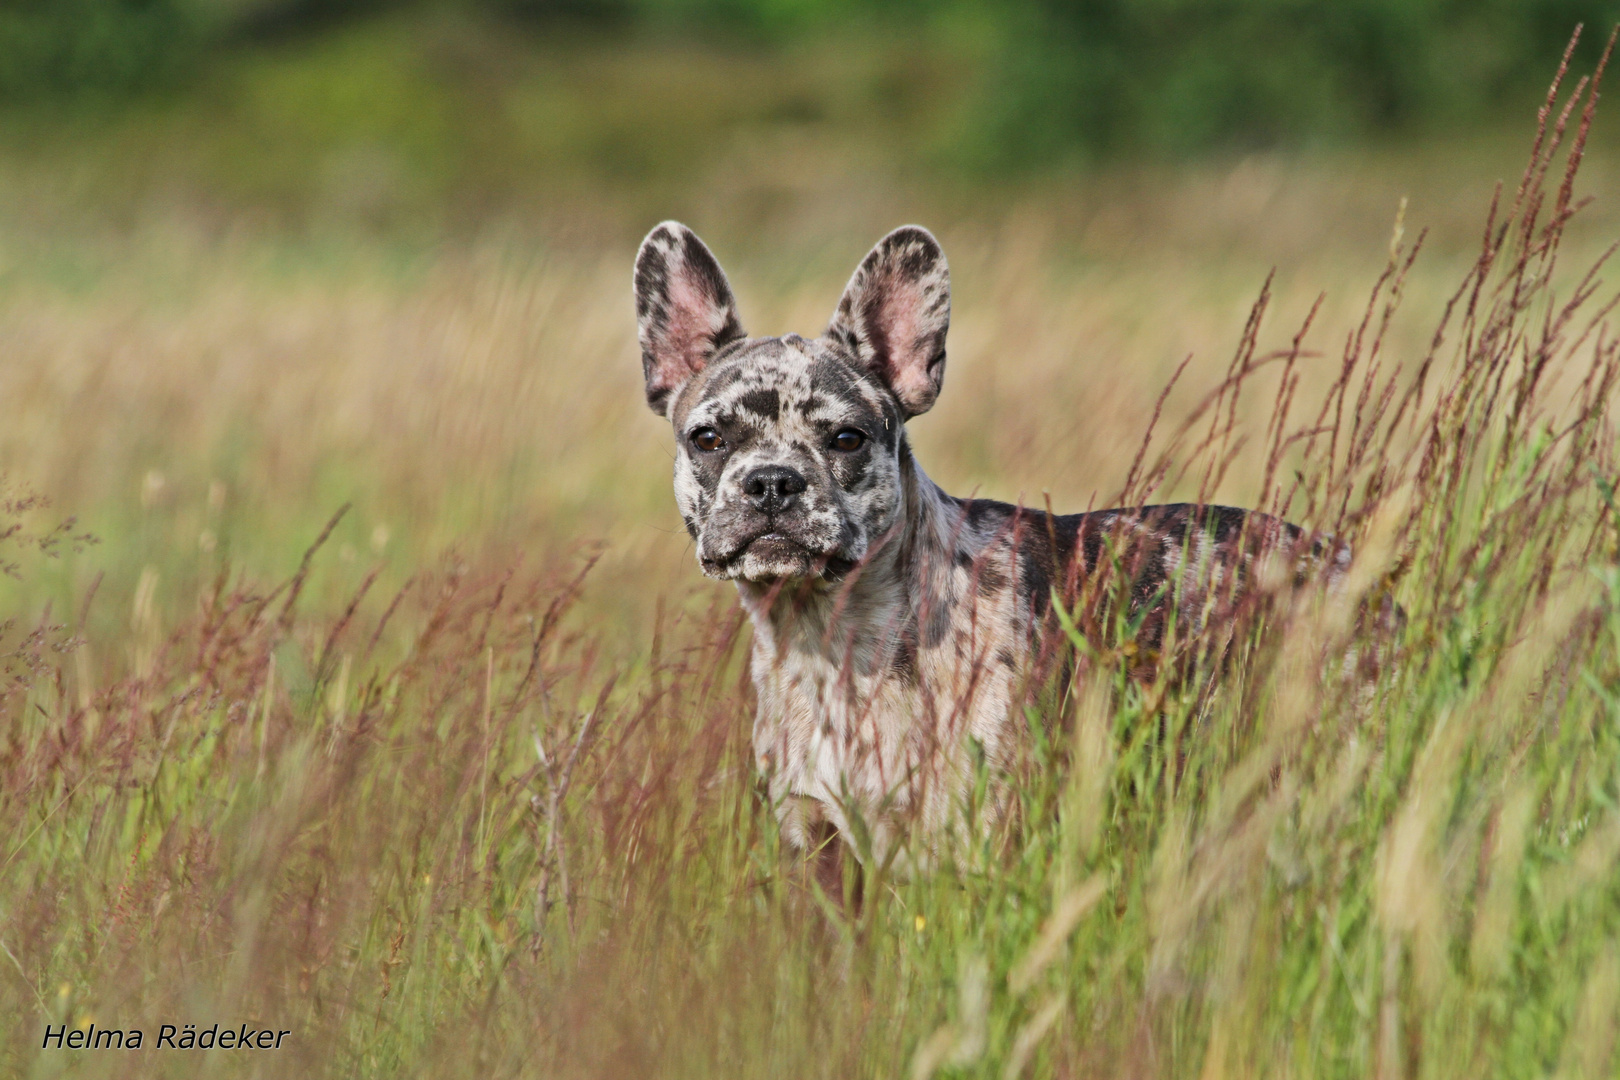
[633,221,1345,875]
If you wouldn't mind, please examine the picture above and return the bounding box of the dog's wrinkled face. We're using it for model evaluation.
[634,222,951,584]
[672,335,904,581]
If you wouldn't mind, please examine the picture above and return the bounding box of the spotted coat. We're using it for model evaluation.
[633,221,1346,873]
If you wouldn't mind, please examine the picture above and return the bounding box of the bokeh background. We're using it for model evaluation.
[3,0,1620,637]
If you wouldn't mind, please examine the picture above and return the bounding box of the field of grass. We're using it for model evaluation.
[3,17,1620,1080]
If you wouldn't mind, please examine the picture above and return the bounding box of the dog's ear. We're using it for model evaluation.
[825,226,950,418]
[634,221,746,416]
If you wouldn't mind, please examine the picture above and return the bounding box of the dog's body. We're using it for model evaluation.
[634,222,1341,872]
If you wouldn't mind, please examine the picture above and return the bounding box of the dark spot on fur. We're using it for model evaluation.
[837,450,870,490]
[919,590,954,647]
[645,382,675,415]
[807,355,863,403]
[898,245,932,277]
[975,559,1008,597]
[890,632,919,684]
[878,397,904,447]
[959,499,1011,532]
[820,554,858,581]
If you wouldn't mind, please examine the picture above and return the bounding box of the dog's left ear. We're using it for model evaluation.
[634,221,746,417]
[825,226,950,418]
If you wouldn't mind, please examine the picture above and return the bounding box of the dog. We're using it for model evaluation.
[633,221,1353,880]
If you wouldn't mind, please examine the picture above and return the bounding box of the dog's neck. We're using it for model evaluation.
[735,440,959,662]
[734,439,1030,868]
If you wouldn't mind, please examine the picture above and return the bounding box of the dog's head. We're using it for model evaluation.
[634,221,950,583]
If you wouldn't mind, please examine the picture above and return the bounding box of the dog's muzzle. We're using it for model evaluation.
[700,529,855,582]
[697,463,861,582]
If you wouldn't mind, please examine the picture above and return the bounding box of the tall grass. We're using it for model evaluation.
[5,40,1620,1080]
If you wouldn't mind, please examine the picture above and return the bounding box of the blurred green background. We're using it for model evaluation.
[4,0,1618,216]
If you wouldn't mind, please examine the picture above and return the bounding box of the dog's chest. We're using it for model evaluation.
[743,554,1028,849]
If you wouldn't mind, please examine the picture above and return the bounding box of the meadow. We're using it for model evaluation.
[3,15,1620,1079]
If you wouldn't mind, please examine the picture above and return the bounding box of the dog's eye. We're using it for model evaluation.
[690,427,726,453]
[831,429,866,452]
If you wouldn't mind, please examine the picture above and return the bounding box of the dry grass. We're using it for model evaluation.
[3,153,1610,642]
[4,31,1620,1080]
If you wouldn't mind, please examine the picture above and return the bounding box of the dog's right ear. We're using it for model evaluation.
[634,222,746,417]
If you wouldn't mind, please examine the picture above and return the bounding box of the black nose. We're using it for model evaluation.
[743,465,807,515]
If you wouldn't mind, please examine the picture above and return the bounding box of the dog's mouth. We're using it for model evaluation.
[701,531,856,582]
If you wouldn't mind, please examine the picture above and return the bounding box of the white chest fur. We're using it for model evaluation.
[740,539,1028,868]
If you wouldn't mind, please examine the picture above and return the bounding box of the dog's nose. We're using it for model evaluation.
[743,465,807,515]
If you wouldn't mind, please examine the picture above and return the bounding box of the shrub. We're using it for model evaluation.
[967,0,1620,162]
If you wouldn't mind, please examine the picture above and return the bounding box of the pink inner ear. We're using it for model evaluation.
[666,273,725,377]
[877,274,922,361]
[873,272,932,402]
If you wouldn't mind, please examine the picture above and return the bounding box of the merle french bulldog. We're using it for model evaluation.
[634,221,1346,877]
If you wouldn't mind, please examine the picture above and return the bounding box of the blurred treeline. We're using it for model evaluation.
[2,0,1618,163]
